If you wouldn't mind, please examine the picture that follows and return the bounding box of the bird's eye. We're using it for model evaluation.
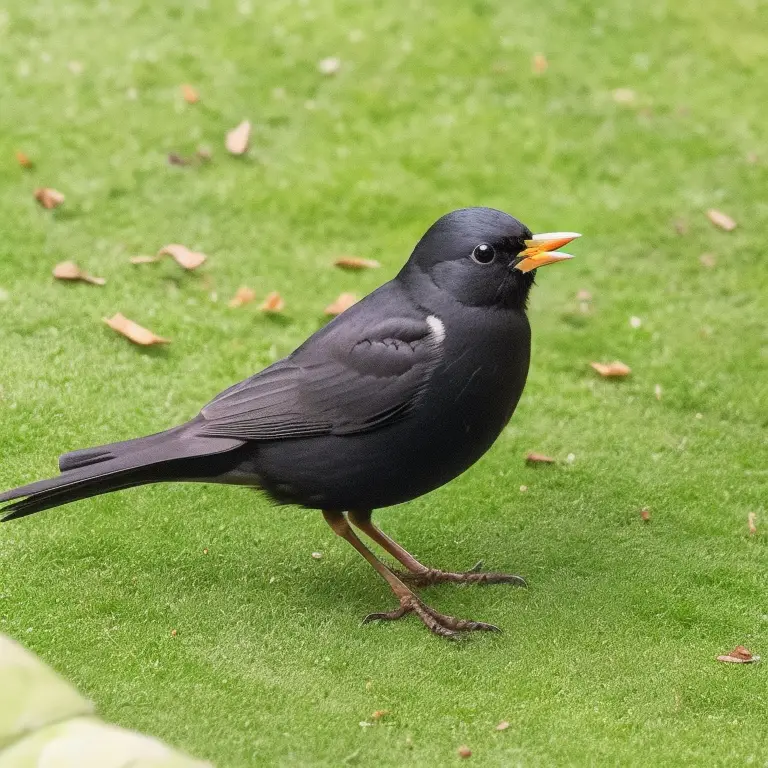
[471,243,496,264]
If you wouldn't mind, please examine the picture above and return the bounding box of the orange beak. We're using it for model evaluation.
[514,232,581,273]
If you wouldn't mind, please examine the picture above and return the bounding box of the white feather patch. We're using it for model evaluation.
[426,315,446,344]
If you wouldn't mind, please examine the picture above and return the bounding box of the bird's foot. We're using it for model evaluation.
[362,594,500,639]
[398,560,527,589]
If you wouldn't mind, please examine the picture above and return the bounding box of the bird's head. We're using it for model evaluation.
[401,207,579,310]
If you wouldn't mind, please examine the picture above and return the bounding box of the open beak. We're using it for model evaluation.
[514,232,581,273]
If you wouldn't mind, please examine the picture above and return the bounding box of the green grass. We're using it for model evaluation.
[1,0,767,765]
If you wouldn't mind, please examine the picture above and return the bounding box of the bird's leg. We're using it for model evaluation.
[347,510,527,588]
[322,511,499,639]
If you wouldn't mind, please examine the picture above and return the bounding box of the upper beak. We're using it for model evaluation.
[514,232,581,273]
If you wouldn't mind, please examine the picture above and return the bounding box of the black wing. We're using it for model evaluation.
[198,316,441,441]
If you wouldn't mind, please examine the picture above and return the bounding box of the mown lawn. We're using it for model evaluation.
[1,0,767,765]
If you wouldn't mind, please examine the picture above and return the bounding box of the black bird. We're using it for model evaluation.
[1,208,579,638]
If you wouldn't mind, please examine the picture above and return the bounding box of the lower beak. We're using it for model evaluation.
[514,232,581,273]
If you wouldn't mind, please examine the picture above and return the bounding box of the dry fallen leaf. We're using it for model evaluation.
[34,187,65,209]
[228,286,257,308]
[325,292,357,316]
[203,548,209,555]
[168,152,189,166]
[53,261,105,286]
[334,256,381,270]
[717,645,759,664]
[699,253,716,268]
[613,88,636,104]
[226,120,251,155]
[318,56,341,75]
[16,151,33,169]
[748,512,757,536]
[158,244,207,270]
[196,146,212,162]
[590,361,631,378]
[371,710,389,721]
[171,629,177,637]
[458,746,472,759]
[640,507,651,522]
[130,255,160,265]
[260,291,285,313]
[495,721,510,732]
[103,313,169,346]
[526,452,555,465]
[532,53,548,74]
[181,84,199,104]
[707,209,736,231]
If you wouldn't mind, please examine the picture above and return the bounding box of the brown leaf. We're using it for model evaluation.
[334,256,381,270]
[157,244,207,270]
[228,286,257,308]
[706,209,736,231]
[260,291,285,313]
[532,53,548,74]
[34,187,65,209]
[16,151,33,169]
[748,512,757,536]
[130,255,161,265]
[495,721,510,731]
[181,84,199,104]
[318,56,341,75]
[717,645,759,663]
[53,261,106,286]
[324,292,357,316]
[168,152,189,166]
[103,313,169,346]
[526,452,555,465]
[457,746,472,759]
[371,709,389,721]
[640,507,651,522]
[590,361,631,378]
[226,120,251,155]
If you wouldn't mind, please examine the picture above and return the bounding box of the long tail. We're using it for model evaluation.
[0,421,244,522]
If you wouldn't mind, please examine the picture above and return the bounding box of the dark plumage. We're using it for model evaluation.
[1,207,579,637]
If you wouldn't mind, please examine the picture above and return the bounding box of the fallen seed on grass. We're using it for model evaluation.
[495,721,510,731]
[519,485,528,492]
[158,244,207,270]
[531,53,548,74]
[699,253,716,268]
[130,255,160,265]
[325,292,357,316]
[53,261,106,286]
[334,256,380,270]
[171,629,177,637]
[613,87,636,104]
[311,552,322,560]
[654,384,662,400]
[640,507,651,522]
[717,645,759,663]
[371,709,389,720]
[526,452,555,465]
[226,120,251,155]
[103,313,169,346]
[748,512,757,536]
[34,187,65,209]
[228,286,257,308]
[458,745,472,758]
[203,548,209,555]
[590,361,631,377]
[318,56,341,75]
[181,84,199,104]
[707,209,736,231]
[260,291,285,313]
[16,151,33,168]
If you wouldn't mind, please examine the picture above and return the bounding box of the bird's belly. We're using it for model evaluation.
[251,357,527,510]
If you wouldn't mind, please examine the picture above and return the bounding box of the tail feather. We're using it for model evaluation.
[1,425,245,522]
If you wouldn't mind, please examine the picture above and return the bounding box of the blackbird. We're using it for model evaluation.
[1,208,579,638]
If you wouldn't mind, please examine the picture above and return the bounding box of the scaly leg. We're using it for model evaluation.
[322,510,499,639]
[347,510,527,588]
